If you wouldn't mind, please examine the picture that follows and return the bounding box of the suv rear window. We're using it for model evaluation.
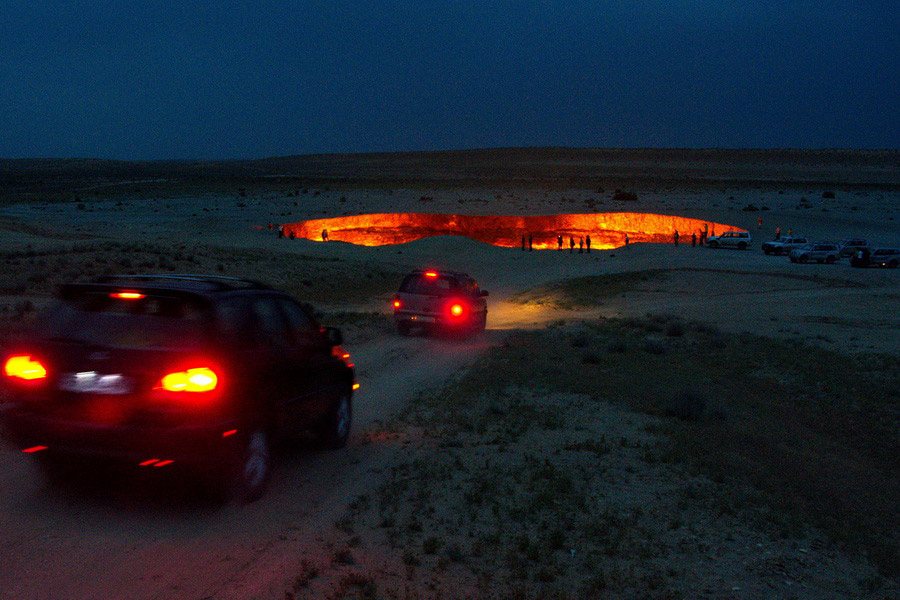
[35,293,210,349]
[399,274,459,296]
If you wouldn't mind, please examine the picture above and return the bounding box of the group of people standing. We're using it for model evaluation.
[520,233,594,253]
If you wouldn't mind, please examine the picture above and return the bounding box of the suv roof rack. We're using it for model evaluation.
[97,274,272,291]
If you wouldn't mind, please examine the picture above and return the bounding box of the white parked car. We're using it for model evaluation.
[865,248,900,268]
[705,230,752,250]
[838,238,870,258]
[789,243,840,264]
[761,236,809,255]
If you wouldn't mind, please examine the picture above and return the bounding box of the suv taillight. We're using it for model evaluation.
[392,298,401,309]
[4,355,48,381]
[154,367,218,392]
[448,302,465,317]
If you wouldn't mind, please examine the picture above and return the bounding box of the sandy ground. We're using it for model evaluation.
[0,183,897,599]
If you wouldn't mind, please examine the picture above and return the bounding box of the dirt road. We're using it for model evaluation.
[0,329,500,600]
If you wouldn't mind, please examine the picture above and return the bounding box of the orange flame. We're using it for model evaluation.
[281,213,740,250]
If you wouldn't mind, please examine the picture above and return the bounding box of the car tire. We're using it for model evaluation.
[763,247,770,255]
[826,256,835,264]
[799,255,809,264]
[738,242,747,250]
[316,390,352,450]
[708,241,718,249]
[234,426,271,503]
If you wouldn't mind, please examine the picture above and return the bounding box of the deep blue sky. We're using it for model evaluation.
[1,1,897,159]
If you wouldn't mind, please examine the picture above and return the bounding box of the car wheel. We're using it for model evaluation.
[763,247,770,255]
[316,390,352,450]
[826,255,835,264]
[708,241,718,249]
[235,427,271,503]
[799,255,809,263]
[738,242,747,250]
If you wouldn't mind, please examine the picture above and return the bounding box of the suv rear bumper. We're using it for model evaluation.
[2,407,241,464]
[394,310,480,329]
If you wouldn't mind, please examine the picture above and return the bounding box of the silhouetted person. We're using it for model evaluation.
[528,233,533,252]
[289,231,296,240]
[757,216,762,230]
[624,233,630,247]
[674,230,679,246]
[691,232,697,247]
[578,237,584,253]
[322,229,329,241]
[557,234,563,250]
[586,234,591,253]
[569,237,575,253]
[268,222,273,230]
[775,226,781,240]
[788,228,793,236]
[278,225,284,238]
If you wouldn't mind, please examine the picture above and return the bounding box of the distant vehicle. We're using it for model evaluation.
[789,243,840,264]
[705,230,751,250]
[392,269,488,337]
[838,238,870,258]
[1,275,355,502]
[761,236,809,255]
[854,247,900,268]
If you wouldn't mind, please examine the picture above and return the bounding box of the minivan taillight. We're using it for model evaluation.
[4,355,48,381]
[154,367,218,392]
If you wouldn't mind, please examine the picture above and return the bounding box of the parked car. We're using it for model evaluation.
[705,230,752,250]
[761,236,809,255]
[838,238,870,258]
[859,247,900,268]
[789,243,840,264]
[0,274,355,501]
[392,269,488,337]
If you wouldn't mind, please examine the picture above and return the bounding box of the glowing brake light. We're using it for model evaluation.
[392,300,401,309]
[110,291,145,300]
[332,346,354,367]
[155,367,218,392]
[449,303,464,316]
[4,355,48,380]
[424,271,439,278]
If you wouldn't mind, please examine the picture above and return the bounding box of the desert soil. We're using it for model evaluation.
[0,180,897,599]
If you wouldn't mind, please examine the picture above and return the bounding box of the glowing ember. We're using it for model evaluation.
[282,213,741,249]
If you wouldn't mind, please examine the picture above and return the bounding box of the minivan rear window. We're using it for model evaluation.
[400,275,459,296]
[35,293,210,349]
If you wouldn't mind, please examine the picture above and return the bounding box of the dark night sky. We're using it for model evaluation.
[1,1,897,159]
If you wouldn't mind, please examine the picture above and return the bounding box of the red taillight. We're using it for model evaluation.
[332,346,354,367]
[392,299,401,309]
[424,271,438,278]
[4,355,48,381]
[110,291,145,300]
[155,367,218,392]
[449,303,464,317]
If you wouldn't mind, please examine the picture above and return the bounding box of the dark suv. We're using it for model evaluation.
[392,270,488,337]
[0,275,355,501]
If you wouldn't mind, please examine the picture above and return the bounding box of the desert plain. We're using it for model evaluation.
[0,149,897,599]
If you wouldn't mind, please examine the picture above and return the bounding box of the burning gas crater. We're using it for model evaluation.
[282,213,740,250]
